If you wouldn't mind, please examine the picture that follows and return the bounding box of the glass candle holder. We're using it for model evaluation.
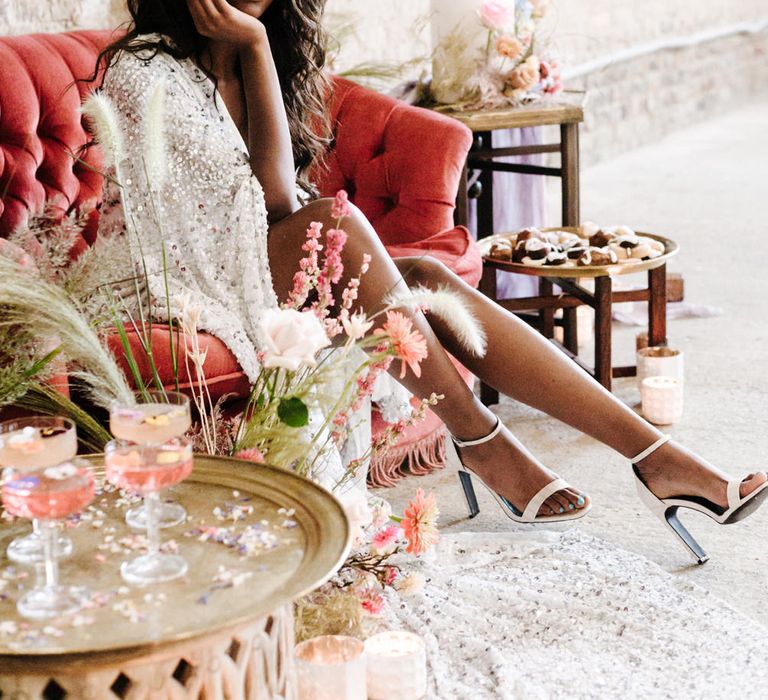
[105,439,193,585]
[0,416,77,564]
[110,390,191,529]
[636,346,684,386]
[641,376,684,425]
[295,635,367,700]
[365,631,427,700]
[2,459,94,620]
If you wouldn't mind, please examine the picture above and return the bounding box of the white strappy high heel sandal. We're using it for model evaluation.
[446,417,591,523]
[632,434,768,565]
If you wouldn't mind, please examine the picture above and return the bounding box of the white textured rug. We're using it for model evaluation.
[387,530,768,698]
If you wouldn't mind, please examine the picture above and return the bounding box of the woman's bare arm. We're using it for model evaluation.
[187,0,298,222]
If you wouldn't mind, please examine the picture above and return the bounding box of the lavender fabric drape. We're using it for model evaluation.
[467,127,547,299]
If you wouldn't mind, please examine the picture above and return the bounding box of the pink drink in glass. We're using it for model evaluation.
[2,461,95,620]
[106,443,193,495]
[110,403,191,446]
[2,464,94,520]
[0,423,78,472]
[105,439,192,585]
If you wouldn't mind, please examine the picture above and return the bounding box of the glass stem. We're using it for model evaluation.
[146,491,161,556]
[41,520,59,589]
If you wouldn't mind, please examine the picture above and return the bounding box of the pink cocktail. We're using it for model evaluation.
[110,392,191,446]
[2,461,94,620]
[0,417,77,564]
[105,439,192,585]
[109,391,191,530]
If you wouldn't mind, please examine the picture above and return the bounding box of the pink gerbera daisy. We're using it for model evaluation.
[402,488,439,555]
[375,311,428,379]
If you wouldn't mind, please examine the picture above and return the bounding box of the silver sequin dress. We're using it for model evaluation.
[97,39,277,381]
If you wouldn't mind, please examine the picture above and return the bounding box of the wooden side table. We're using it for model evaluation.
[477,231,679,402]
[444,97,586,232]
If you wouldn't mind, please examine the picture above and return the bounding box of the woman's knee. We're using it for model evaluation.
[396,255,452,286]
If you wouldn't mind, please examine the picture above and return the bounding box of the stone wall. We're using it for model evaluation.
[2,0,767,162]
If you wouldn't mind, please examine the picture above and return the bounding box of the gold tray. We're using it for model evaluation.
[479,227,679,279]
[0,455,349,659]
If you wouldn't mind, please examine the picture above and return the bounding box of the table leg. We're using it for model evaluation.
[479,265,500,406]
[560,123,581,227]
[538,278,556,339]
[593,276,613,389]
[648,264,668,347]
[476,131,494,239]
[455,162,469,228]
[563,306,579,354]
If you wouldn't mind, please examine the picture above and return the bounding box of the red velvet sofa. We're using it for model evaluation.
[0,30,481,486]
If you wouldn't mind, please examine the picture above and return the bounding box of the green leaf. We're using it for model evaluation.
[277,397,309,428]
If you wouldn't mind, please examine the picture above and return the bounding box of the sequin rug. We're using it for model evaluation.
[386,529,768,698]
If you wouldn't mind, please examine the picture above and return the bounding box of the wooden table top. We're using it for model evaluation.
[436,92,586,131]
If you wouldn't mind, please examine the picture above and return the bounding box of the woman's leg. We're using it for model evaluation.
[395,255,766,508]
[269,199,587,517]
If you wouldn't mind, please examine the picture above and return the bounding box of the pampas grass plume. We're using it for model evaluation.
[144,79,167,189]
[386,284,487,357]
[81,92,125,168]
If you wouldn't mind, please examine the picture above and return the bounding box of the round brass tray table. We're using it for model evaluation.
[0,455,350,700]
[478,229,679,397]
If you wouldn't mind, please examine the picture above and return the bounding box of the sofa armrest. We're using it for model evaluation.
[315,76,472,247]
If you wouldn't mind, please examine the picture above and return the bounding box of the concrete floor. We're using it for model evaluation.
[382,100,768,627]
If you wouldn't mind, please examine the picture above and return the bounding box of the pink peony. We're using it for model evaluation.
[478,1,514,31]
[235,448,265,464]
[260,308,331,371]
[505,55,541,92]
[402,488,439,556]
[371,524,402,554]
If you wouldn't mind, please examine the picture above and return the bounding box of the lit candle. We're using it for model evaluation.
[294,636,366,700]
[641,376,684,425]
[365,631,427,700]
[636,346,684,386]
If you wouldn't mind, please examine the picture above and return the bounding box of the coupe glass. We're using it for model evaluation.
[105,439,193,585]
[2,460,94,619]
[0,417,77,564]
[110,390,191,529]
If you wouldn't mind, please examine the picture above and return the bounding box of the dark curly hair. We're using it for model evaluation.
[91,0,331,184]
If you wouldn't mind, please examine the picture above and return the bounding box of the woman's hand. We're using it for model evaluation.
[187,0,267,47]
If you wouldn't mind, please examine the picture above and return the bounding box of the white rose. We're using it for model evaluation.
[260,309,331,371]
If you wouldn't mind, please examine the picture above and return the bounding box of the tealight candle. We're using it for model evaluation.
[641,376,684,425]
[294,636,366,700]
[636,346,684,386]
[365,631,427,700]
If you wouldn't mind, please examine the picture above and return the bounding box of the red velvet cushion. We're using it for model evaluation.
[0,30,115,248]
[105,325,250,403]
[316,77,474,247]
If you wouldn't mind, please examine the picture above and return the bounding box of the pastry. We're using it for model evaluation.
[589,229,618,248]
[489,241,513,261]
[578,246,618,266]
[545,250,568,266]
[580,221,600,238]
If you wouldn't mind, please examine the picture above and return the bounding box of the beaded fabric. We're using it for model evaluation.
[96,36,277,382]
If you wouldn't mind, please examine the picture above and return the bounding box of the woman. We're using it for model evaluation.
[94,0,766,557]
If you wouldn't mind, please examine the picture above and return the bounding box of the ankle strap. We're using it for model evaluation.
[452,417,503,448]
[631,434,671,464]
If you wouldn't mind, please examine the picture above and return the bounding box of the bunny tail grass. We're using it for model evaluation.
[81,92,125,168]
[386,284,487,357]
[0,257,133,408]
